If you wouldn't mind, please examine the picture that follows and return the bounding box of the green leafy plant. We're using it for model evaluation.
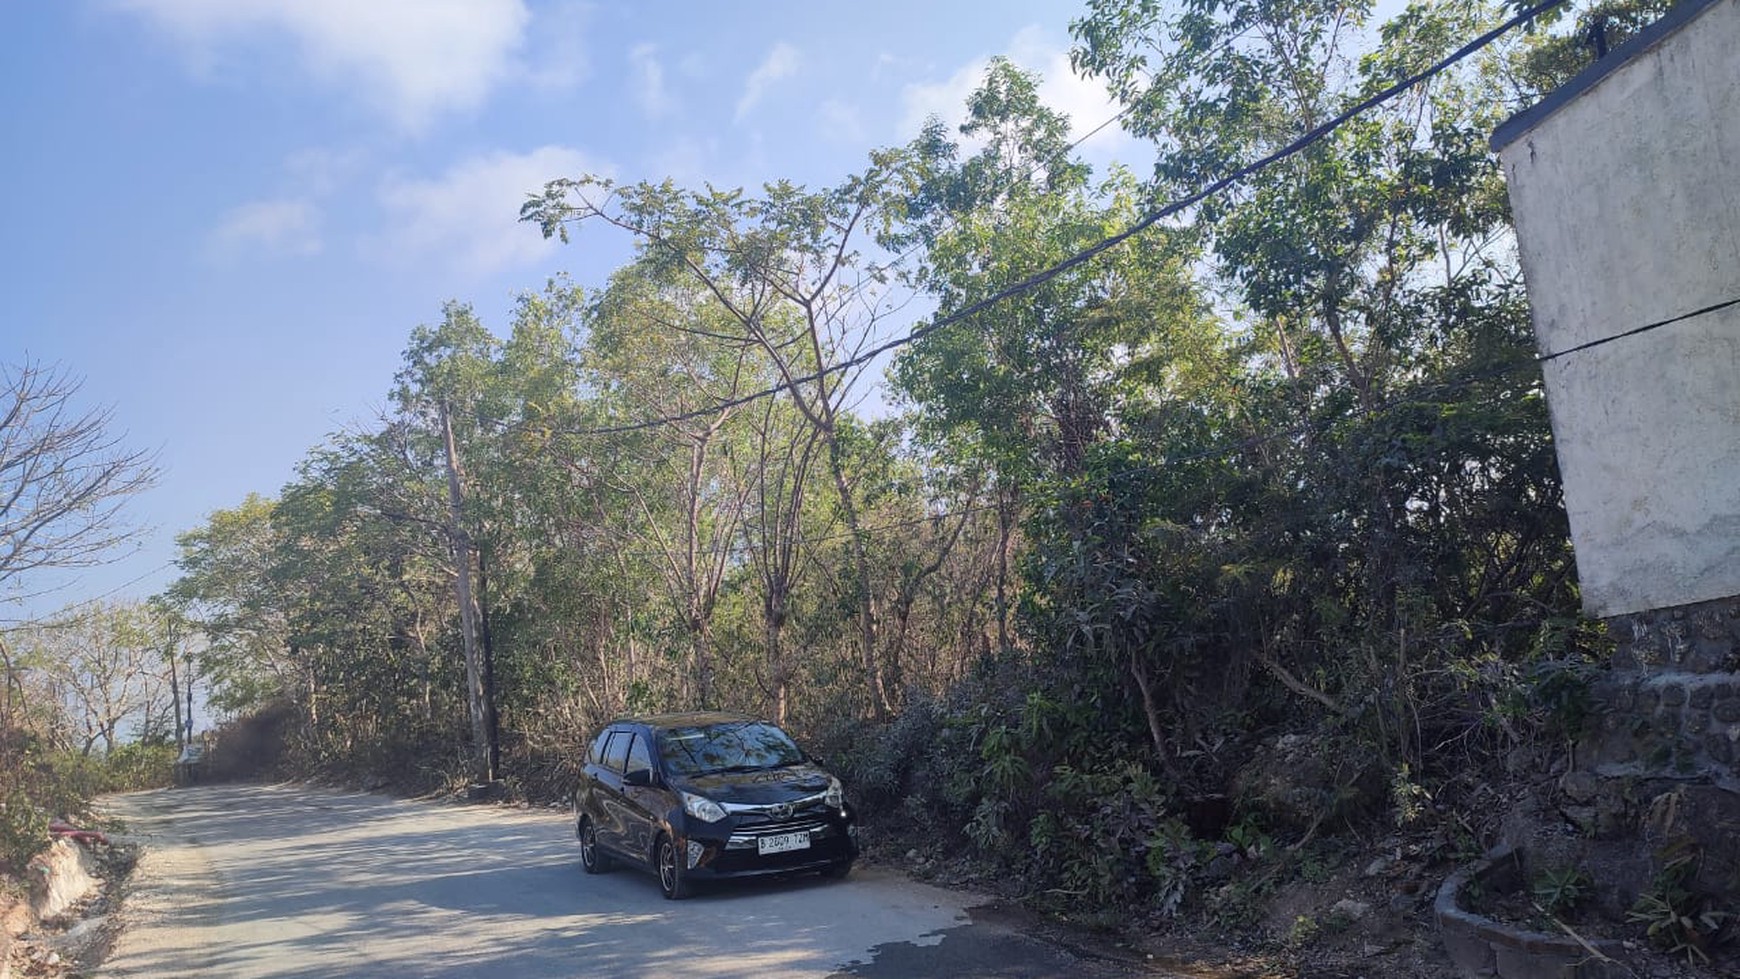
[1627,853,1734,963]
[1139,816,1214,918]
[1286,914,1321,948]
[1530,866,1592,916]
[1390,762,1432,827]
[1224,815,1270,860]
[965,798,1009,852]
[0,786,49,874]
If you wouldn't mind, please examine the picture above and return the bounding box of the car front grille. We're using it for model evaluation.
[724,816,831,850]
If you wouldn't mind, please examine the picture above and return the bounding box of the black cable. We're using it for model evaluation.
[1536,297,1740,362]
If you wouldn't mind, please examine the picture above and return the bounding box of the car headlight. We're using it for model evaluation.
[682,791,727,823]
[825,777,844,810]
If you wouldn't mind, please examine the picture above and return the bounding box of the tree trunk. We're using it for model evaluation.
[440,400,493,783]
[167,641,184,748]
[994,484,1018,654]
[1130,651,1180,779]
[478,544,501,781]
[822,433,891,718]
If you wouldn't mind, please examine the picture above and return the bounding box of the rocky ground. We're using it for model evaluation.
[877,815,1735,979]
[1,833,133,979]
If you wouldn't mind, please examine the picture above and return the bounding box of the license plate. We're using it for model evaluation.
[757,831,811,855]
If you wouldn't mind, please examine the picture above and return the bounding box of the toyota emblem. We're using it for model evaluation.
[768,803,793,820]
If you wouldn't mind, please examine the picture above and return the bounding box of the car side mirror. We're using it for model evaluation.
[623,768,654,787]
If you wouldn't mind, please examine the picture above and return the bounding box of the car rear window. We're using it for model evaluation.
[602,731,631,773]
[657,721,805,776]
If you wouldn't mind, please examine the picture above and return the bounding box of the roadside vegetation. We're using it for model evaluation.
[4,0,1690,969]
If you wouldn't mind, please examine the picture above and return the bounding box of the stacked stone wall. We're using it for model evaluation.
[1581,595,1740,791]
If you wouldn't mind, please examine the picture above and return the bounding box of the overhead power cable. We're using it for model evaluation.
[558,0,1569,438]
[0,559,179,629]
[1536,296,1740,362]
[557,280,1740,562]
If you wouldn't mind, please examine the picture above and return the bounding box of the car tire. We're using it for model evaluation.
[820,859,853,880]
[656,834,691,900]
[578,817,614,874]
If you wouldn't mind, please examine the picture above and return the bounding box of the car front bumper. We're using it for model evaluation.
[682,814,858,878]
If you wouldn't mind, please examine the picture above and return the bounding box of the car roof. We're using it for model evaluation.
[613,711,762,731]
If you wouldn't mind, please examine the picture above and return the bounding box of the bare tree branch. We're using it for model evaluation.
[0,360,158,601]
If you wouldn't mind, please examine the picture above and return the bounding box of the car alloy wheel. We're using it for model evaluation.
[657,834,690,900]
[579,818,612,874]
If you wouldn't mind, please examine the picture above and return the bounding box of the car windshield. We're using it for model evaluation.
[656,721,805,777]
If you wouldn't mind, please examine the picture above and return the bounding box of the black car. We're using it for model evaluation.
[573,712,858,899]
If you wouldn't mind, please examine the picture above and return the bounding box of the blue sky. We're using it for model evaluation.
[1,0,1141,622]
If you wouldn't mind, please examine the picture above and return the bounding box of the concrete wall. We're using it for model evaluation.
[1494,0,1740,617]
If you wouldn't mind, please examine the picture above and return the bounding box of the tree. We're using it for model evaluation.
[391,304,504,783]
[18,601,173,756]
[1,359,157,771]
[525,162,914,717]
[1055,0,1583,776]
[145,597,196,747]
[0,360,157,600]
[581,264,765,709]
[884,59,1213,659]
[169,495,297,715]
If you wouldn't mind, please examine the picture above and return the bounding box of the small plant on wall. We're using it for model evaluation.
[1627,850,1735,964]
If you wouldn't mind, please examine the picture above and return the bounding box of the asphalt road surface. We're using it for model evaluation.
[97,784,1166,979]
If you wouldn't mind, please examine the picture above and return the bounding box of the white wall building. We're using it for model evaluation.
[1493,0,1740,617]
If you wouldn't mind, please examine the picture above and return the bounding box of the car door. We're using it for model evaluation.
[619,731,663,860]
[591,729,633,856]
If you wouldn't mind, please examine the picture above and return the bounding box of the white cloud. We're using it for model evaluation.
[209,198,322,257]
[114,0,532,130]
[646,137,721,186]
[520,0,591,91]
[818,99,866,146]
[870,52,899,83]
[734,42,799,122]
[629,43,673,119]
[899,26,1137,161]
[900,61,980,142]
[370,146,599,277]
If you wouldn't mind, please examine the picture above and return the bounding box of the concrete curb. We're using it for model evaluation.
[1434,846,1628,979]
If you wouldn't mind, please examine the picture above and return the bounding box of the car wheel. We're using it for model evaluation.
[820,859,853,880]
[579,817,613,874]
[656,834,690,900]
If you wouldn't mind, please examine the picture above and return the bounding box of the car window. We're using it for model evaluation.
[657,721,805,777]
[602,730,631,773]
[624,734,653,779]
[586,730,611,766]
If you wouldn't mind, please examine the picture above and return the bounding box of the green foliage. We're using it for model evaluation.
[1390,763,1433,827]
[0,725,173,872]
[1628,852,1735,964]
[1285,914,1323,948]
[1530,866,1592,917]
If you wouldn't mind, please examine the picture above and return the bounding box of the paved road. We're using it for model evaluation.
[97,784,1162,979]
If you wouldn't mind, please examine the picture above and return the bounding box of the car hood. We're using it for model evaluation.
[676,764,834,804]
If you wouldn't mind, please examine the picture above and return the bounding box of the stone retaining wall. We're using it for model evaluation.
[1609,594,1740,674]
[1576,594,1740,790]
[1580,671,1740,791]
